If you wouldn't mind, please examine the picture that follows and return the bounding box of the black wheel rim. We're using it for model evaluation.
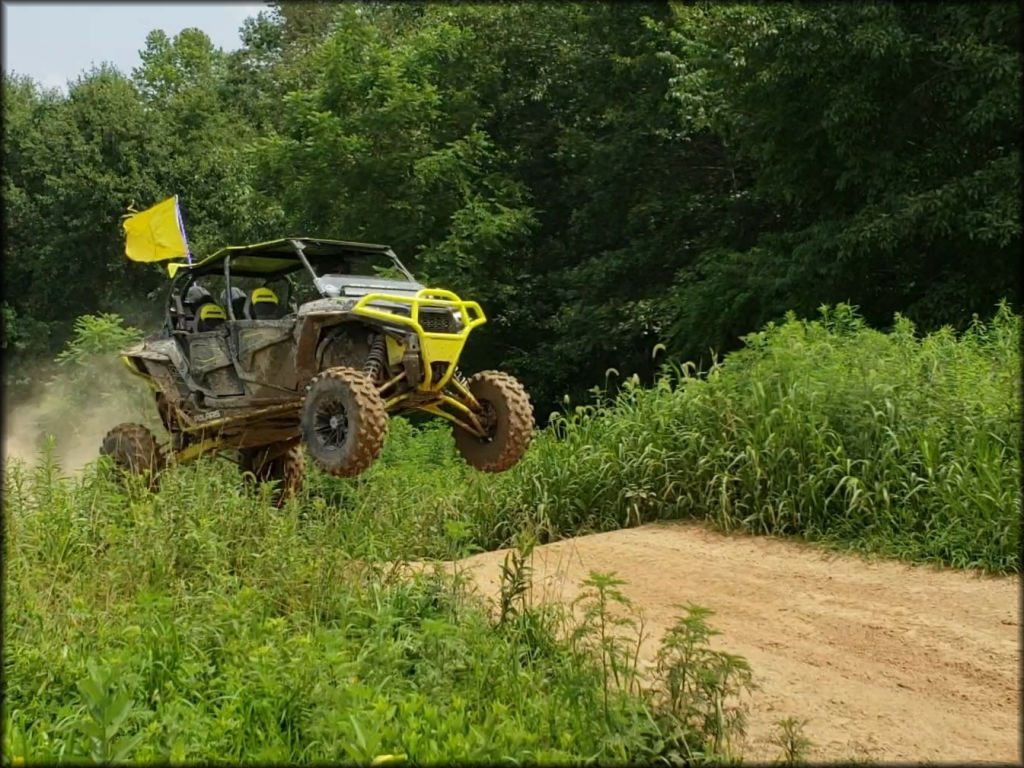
[313,395,349,449]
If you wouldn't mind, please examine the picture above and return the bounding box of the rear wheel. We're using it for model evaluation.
[453,371,533,472]
[99,423,165,488]
[301,366,387,477]
[240,441,304,506]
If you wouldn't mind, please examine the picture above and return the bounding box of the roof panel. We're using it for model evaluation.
[184,237,394,276]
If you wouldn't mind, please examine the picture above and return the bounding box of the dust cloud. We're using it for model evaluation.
[2,354,157,474]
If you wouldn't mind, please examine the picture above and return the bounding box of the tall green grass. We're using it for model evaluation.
[3,454,753,764]
[7,301,1018,572]
[472,302,1020,572]
[305,302,1020,572]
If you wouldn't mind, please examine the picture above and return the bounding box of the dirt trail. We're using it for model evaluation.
[454,521,1020,764]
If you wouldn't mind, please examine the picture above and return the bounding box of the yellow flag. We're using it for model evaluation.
[122,195,191,263]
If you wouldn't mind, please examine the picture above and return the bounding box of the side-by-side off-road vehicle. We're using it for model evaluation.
[101,237,533,499]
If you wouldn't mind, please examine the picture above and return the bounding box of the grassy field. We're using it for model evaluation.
[4,453,755,764]
[3,301,1019,763]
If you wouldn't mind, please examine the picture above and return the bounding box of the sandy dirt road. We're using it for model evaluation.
[453,521,1020,764]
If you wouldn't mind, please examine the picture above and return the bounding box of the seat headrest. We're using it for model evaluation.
[251,287,279,305]
[199,304,227,321]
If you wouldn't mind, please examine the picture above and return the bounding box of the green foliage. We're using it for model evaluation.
[658,3,1021,353]
[3,30,263,381]
[73,660,149,764]
[3,69,165,356]
[55,312,143,367]
[484,302,1019,572]
[3,455,750,765]
[51,313,150,419]
[772,717,813,765]
[5,299,1017,761]
[654,605,754,758]
[250,4,538,280]
[21,300,1010,572]
[496,535,535,628]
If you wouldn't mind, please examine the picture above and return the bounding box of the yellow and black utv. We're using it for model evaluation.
[101,237,533,500]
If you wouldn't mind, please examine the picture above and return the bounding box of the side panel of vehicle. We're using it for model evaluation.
[186,330,244,396]
[293,307,381,384]
[229,318,299,396]
[123,339,189,403]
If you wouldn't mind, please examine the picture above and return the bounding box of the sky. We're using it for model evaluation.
[2,2,269,92]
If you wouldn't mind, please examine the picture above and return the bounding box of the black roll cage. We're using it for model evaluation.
[164,237,414,329]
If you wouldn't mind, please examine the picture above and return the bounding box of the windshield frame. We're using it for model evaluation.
[288,239,417,298]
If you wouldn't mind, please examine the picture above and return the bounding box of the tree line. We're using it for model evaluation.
[3,2,1019,417]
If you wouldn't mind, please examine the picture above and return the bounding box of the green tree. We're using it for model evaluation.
[4,2,1019,418]
[3,68,166,362]
[658,2,1021,356]
[133,27,265,251]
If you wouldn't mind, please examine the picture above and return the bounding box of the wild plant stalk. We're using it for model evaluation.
[773,716,813,765]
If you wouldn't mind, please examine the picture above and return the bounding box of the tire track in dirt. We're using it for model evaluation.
[452,521,1020,763]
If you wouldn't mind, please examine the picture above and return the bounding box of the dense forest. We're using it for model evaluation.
[3,2,1020,417]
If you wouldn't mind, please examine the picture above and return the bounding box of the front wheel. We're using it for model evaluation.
[453,371,534,472]
[301,366,387,477]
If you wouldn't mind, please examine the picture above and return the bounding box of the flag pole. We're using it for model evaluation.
[174,195,193,265]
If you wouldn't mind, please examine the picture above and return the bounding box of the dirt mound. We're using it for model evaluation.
[454,521,1019,763]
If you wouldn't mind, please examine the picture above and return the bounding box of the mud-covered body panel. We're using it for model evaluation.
[125,338,186,369]
[232,319,299,395]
